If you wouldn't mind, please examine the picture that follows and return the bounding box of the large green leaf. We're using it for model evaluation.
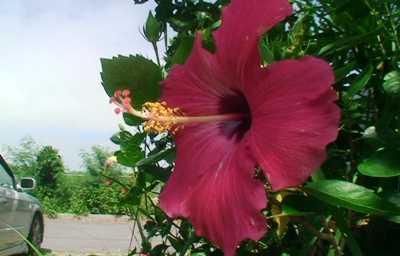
[100,55,162,109]
[302,180,400,214]
[358,149,400,177]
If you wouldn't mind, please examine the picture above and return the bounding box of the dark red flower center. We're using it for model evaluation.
[219,91,252,141]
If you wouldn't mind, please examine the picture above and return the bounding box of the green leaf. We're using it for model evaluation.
[141,165,171,182]
[100,55,162,109]
[116,134,145,167]
[318,30,377,55]
[379,191,400,223]
[171,36,195,65]
[358,149,400,177]
[334,62,355,82]
[136,147,175,166]
[383,70,400,98]
[168,235,184,251]
[122,112,143,126]
[259,42,275,64]
[110,130,133,145]
[346,65,373,97]
[115,149,143,168]
[302,180,400,214]
[281,194,330,215]
[362,125,400,149]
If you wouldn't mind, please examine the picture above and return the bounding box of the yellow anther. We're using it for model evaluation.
[142,101,184,134]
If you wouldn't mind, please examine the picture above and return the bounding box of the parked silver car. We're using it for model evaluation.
[0,154,44,256]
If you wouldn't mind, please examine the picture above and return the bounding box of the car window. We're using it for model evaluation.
[0,162,13,189]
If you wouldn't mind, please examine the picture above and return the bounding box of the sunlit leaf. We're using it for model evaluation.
[383,70,400,98]
[302,180,400,214]
[100,55,162,109]
[358,149,400,177]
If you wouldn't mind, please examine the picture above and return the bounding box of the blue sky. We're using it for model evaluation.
[0,0,163,171]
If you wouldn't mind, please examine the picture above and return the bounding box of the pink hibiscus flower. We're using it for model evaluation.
[110,0,340,254]
[157,0,339,254]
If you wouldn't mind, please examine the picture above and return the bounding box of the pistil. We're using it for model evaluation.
[110,90,247,133]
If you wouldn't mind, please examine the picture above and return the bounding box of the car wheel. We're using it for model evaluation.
[27,215,43,256]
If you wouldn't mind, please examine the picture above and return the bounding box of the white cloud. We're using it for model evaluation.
[0,0,164,171]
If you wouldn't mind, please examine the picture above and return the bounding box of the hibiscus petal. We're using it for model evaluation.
[181,137,267,256]
[246,56,340,191]
[160,34,236,116]
[159,124,267,255]
[212,0,292,86]
[159,122,238,216]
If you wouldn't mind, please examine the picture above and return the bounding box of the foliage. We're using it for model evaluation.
[3,140,132,216]
[100,0,400,255]
[2,135,40,177]
[36,146,65,198]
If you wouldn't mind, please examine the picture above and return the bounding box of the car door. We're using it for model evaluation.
[0,160,20,250]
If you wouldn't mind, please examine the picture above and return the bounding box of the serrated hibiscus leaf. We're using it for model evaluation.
[100,54,162,109]
[358,149,400,177]
[302,180,400,214]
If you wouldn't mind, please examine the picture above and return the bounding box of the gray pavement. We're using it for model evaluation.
[41,214,143,255]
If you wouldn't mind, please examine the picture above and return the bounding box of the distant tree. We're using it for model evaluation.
[2,135,40,177]
[36,146,65,198]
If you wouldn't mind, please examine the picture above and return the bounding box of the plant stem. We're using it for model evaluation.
[153,42,161,66]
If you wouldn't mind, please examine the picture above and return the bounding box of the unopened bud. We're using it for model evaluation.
[142,11,163,44]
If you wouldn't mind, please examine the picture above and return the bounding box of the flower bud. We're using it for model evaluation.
[142,11,163,44]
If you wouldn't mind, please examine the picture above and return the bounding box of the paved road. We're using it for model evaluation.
[41,215,143,255]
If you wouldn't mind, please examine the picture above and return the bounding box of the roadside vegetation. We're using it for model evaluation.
[2,135,130,216]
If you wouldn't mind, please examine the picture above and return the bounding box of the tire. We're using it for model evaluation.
[27,215,43,256]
